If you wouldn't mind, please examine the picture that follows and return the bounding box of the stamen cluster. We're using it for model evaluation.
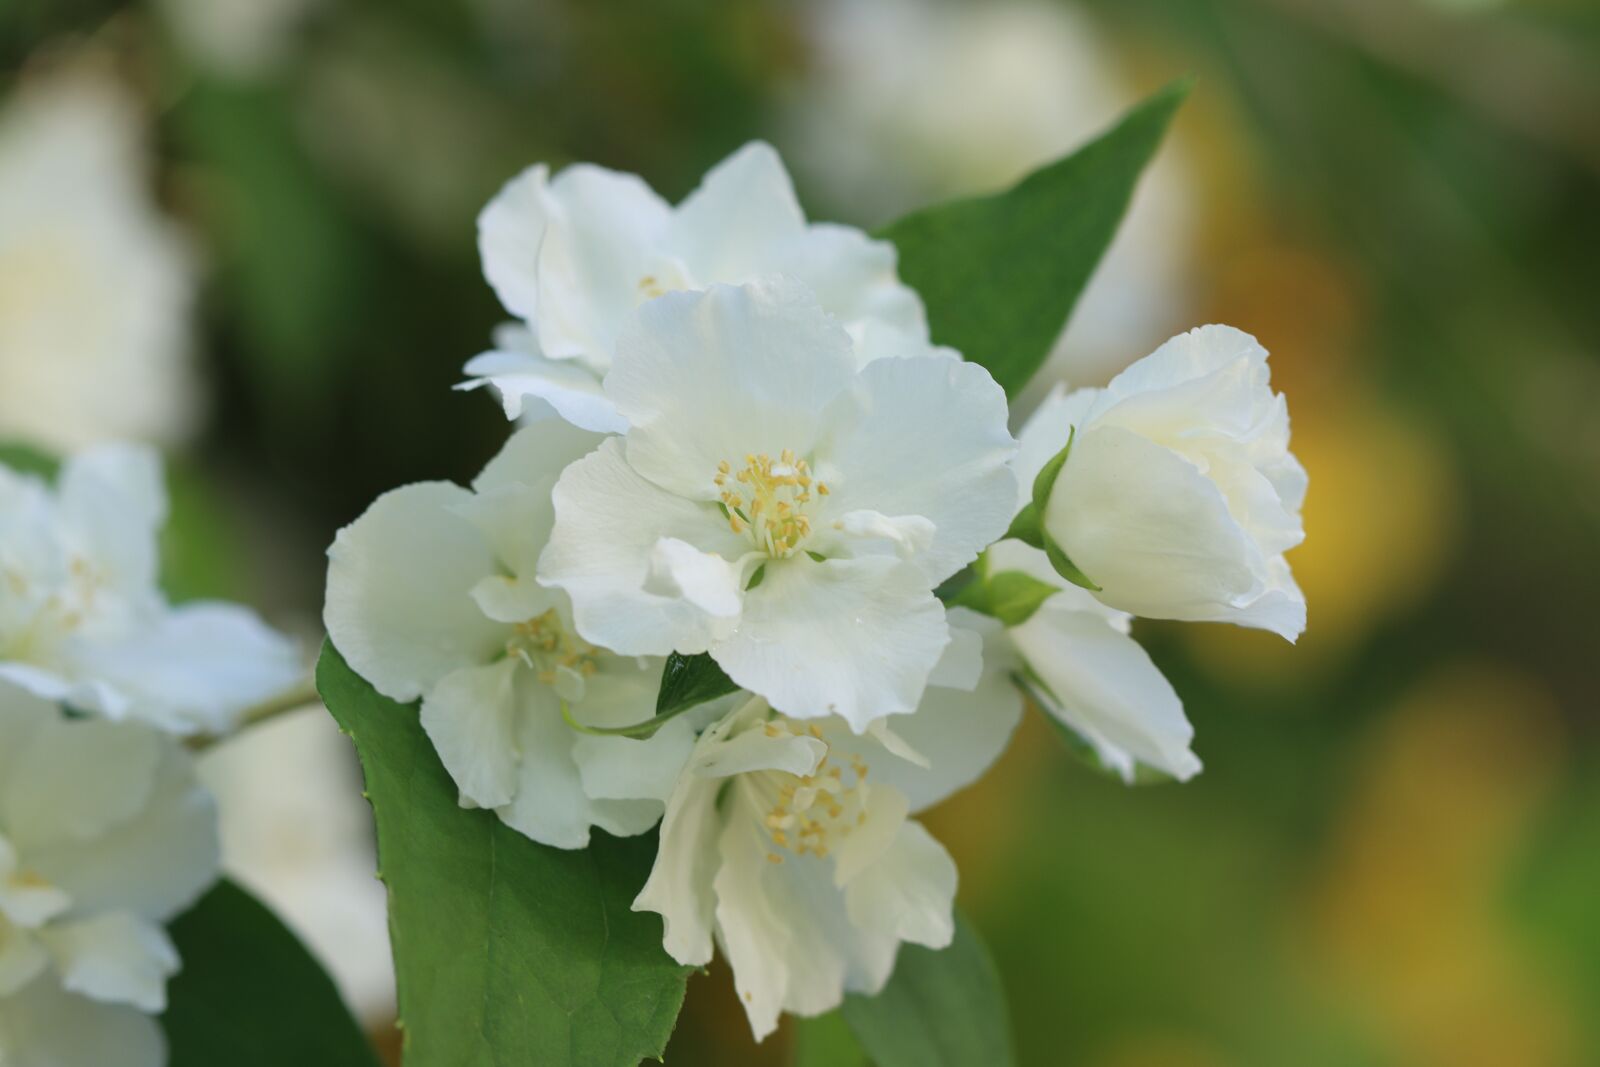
[715,450,829,558]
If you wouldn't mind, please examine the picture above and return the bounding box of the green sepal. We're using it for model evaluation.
[950,568,1060,628]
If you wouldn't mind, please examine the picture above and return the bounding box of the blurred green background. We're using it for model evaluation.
[3,0,1597,1064]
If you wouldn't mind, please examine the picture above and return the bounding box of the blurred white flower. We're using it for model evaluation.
[0,681,219,1067]
[0,73,199,452]
[635,610,1020,1040]
[325,418,710,850]
[0,444,302,735]
[1018,325,1307,640]
[158,0,322,78]
[985,541,1199,781]
[782,0,1196,399]
[541,281,1015,730]
[197,705,394,1020]
[464,141,934,432]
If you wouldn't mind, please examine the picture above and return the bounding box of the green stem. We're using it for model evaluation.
[560,696,703,739]
[187,679,319,752]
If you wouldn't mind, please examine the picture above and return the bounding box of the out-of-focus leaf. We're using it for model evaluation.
[791,1010,870,1067]
[838,912,1015,1067]
[316,642,691,1067]
[163,880,380,1067]
[879,79,1190,398]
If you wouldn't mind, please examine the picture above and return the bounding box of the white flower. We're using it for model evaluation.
[158,0,322,78]
[0,681,220,1067]
[1018,325,1307,640]
[634,610,1021,1040]
[0,445,302,736]
[540,281,1016,730]
[325,418,713,849]
[0,72,199,452]
[462,140,935,433]
[985,541,1199,782]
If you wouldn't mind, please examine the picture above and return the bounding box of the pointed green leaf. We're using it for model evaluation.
[838,913,1015,1067]
[316,642,692,1067]
[879,79,1191,397]
[163,880,381,1067]
[655,651,740,717]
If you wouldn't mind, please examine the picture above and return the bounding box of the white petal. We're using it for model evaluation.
[530,164,675,363]
[29,745,219,922]
[1101,324,1269,403]
[325,481,506,703]
[2,715,158,851]
[842,820,957,952]
[0,835,70,928]
[817,355,1016,583]
[66,603,302,735]
[607,281,858,501]
[542,439,748,656]
[668,142,806,279]
[711,814,799,1041]
[54,444,166,603]
[925,614,984,690]
[830,784,909,888]
[1010,599,1201,781]
[769,222,928,348]
[37,911,178,1012]
[867,609,1023,813]
[633,776,722,966]
[460,337,626,433]
[712,556,948,730]
[471,408,606,497]
[1047,425,1275,625]
[478,163,553,323]
[830,510,936,561]
[570,661,694,805]
[0,975,166,1067]
[420,660,520,811]
[643,537,743,620]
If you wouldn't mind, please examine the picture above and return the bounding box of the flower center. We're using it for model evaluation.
[715,450,829,559]
[505,608,600,686]
[748,719,870,864]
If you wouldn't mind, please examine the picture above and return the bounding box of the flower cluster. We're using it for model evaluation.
[0,445,302,1066]
[327,142,1305,1039]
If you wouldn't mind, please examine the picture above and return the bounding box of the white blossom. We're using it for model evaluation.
[0,682,219,1067]
[986,541,1199,781]
[1019,325,1307,640]
[0,72,199,452]
[463,140,936,433]
[634,610,1020,1040]
[540,280,1016,730]
[325,418,715,849]
[0,445,302,736]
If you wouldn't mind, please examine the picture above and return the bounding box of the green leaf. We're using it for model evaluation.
[0,442,58,477]
[880,79,1191,398]
[838,913,1015,1067]
[951,569,1060,627]
[316,642,692,1067]
[655,651,740,717]
[163,880,381,1067]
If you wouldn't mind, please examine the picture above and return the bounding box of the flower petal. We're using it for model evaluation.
[712,555,948,730]
[842,820,957,952]
[460,334,627,433]
[607,281,859,501]
[1013,383,1101,513]
[817,354,1016,583]
[64,602,301,735]
[54,444,165,604]
[865,609,1023,813]
[1010,598,1201,781]
[1,715,159,851]
[325,481,506,703]
[770,223,928,352]
[37,911,178,1012]
[543,439,748,656]
[668,142,806,279]
[0,975,166,1067]
[420,659,520,811]
[29,745,219,922]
